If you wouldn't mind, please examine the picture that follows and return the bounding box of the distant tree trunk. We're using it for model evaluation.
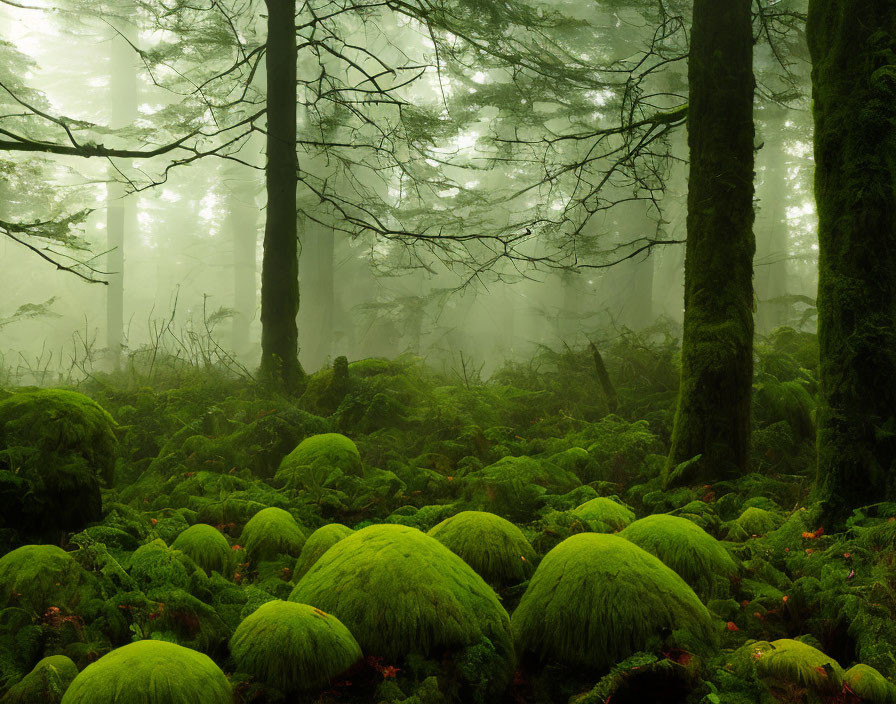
[226,163,259,356]
[809,0,896,520]
[106,18,138,370]
[298,216,335,371]
[259,0,304,390]
[665,0,755,485]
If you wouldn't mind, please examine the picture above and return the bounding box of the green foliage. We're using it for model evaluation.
[292,524,353,580]
[731,507,782,539]
[754,638,844,693]
[511,533,717,672]
[0,545,97,616]
[1,656,78,704]
[240,507,306,563]
[844,664,896,704]
[620,514,739,598]
[288,524,513,680]
[126,539,195,591]
[279,433,362,477]
[572,497,635,533]
[427,511,536,587]
[230,600,361,693]
[59,640,231,704]
[171,524,231,576]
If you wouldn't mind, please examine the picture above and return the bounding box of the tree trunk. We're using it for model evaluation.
[259,0,304,390]
[665,0,755,485]
[808,0,896,520]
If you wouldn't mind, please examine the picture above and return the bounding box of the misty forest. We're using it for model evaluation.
[1,0,895,702]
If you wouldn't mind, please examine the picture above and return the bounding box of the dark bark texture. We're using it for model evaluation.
[666,0,755,484]
[809,1,896,520]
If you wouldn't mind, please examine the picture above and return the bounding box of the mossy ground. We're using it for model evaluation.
[0,334,891,703]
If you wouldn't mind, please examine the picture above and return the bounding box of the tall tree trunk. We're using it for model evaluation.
[665,0,755,485]
[106,18,138,370]
[260,0,304,390]
[809,0,896,520]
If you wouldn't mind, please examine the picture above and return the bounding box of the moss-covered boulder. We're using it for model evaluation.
[288,524,513,678]
[0,389,116,534]
[620,514,738,598]
[279,433,362,477]
[1,655,78,704]
[511,533,716,672]
[754,639,844,694]
[230,600,362,693]
[0,545,96,615]
[573,497,636,533]
[427,511,536,587]
[127,539,195,590]
[171,524,232,576]
[59,640,231,704]
[731,506,781,538]
[844,664,896,704]
[293,524,354,580]
[240,507,306,562]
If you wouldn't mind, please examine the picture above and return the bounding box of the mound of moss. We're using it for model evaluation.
[427,511,536,587]
[230,600,362,693]
[0,545,96,615]
[573,497,636,533]
[0,389,116,534]
[732,506,781,537]
[620,514,738,598]
[171,524,232,576]
[293,524,354,580]
[59,640,231,704]
[754,639,844,694]
[279,433,362,477]
[127,539,195,590]
[240,507,306,562]
[844,664,896,704]
[2,655,78,704]
[289,524,513,675]
[511,533,716,672]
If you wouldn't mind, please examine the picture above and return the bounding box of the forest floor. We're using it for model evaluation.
[1,325,894,704]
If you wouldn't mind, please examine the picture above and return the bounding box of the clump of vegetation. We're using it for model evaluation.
[753,639,844,694]
[511,533,716,672]
[427,511,536,587]
[843,664,896,704]
[59,640,231,704]
[240,507,306,562]
[1,656,78,704]
[619,514,739,598]
[292,524,353,580]
[277,433,362,482]
[572,497,636,533]
[0,545,96,615]
[171,524,232,576]
[230,600,362,693]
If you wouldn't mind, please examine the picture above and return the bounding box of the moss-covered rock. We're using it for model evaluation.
[288,524,513,679]
[230,600,362,693]
[1,655,78,704]
[754,639,844,694]
[293,524,354,580]
[427,511,535,587]
[171,524,232,576]
[127,539,195,591]
[620,514,738,598]
[0,545,96,615]
[279,433,362,477]
[511,533,716,672]
[844,664,896,704]
[573,497,636,533]
[732,506,781,538]
[59,640,231,704]
[240,507,306,562]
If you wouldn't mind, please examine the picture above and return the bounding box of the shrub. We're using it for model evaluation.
[230,600,362,692]
[572,497,635,533]
[293,524,354,580]
[511,533,716,672]
[171,524,232,576]
[240,507,306,563]
[427,511,536,587]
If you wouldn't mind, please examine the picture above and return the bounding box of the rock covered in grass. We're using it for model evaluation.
[511,533,716,671]
[572,497,636,533]
[0,545,96,615]
[230,600,362,693]
[427,511,536,587]
[171,523,232,576]
[279,433,362,477]
[754,639,844,693]
[240,507,306,562]
[293,524,354,580]
[59,640,231,704]
[844,664,896,704]
[2,655,78,704]
[732,506,782,538]
[620,513,738,598]
[288,524,513,674]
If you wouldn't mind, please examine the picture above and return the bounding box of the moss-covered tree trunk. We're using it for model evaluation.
[808,1,896,519]
[666,0,755,484]
[260,0,305,390]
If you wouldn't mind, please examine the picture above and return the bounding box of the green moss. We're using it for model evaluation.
[171,524,232,576]
[754,639,844,693]
[0,545,96,616]
[59,640,231,704]
[511,533,717,672]
[279,433,362,476]
[427,511,536,587]
[288,524,513,677]
[127,539,194,590]
[293,524,354,580]
[620,514,738,598]
[240,507,306,562]
[230,600,362,692]
[733,507,781,537]
[844,664,896,704]
[1,656,78,704]
[573,497,635,533]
